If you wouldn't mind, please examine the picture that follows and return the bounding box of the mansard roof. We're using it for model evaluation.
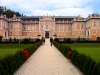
[19,16,77,21]
[20,16,39,21]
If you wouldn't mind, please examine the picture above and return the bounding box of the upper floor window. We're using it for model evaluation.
[94,30,96,34]
[41,25,43,29]
[32,26,34,30]
[60,26,62,30]
[15,25,18,28]
[28,26,30,30]
[82,31,84,35]
[94,22,96,26]
[99,22,100,26]
[11,25,13,29]
[46,25,48,29]
[77,24,79,28]
[32,33,34,36]
[23,26,25,30]
[10,32,12,36]
[82,24,84,28]
[56,26,57,30]
[52,25,53,29]
[37,26,38,30]
[28,33,30,36]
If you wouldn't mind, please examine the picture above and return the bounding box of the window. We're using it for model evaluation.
[32,33,34,36]
[5,32,6,36]
[65,26,66,30]
[24,26,25,30]
[10,32,12,36]
[56,26,57,30]
[52,25,53,29]
[77,31,80,36]
[37,26,38,30]
[87,31,89,36]
[82,24,84,28]
[94,22,96,26]
[99,22,100,26]
[15,25,17,28]
[32,26,34,30]
[20,24,22,30]
[11,25,13,29]
[77,24,79,28]
[60,26,62,30]
[46,25,48,29]
[28,26,30,30]
[94,30,96,34]
[15,32,17,35]
[82,31,84,35]
[41,25,43,29]
[28,33,30,36]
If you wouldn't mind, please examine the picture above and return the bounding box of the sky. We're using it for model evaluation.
[0,0,100,18]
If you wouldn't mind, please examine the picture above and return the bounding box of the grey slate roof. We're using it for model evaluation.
[19,16,77,21]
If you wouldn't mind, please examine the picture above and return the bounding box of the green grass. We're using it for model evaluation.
[0,44,34,58]
[62,43,100,63]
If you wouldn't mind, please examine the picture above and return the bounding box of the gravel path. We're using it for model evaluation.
[14,39,83,75]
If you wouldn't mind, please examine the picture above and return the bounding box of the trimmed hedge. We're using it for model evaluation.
[0,36,2,42]
[0,42,41,75]
[70,50,100,75]
[54,38,100,44]
[53,41,100,75]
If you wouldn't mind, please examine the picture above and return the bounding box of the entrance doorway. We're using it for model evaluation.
[45,31,49,38]
[97,37,100,41]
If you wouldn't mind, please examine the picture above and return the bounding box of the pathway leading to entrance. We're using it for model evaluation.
[14,39,83,75]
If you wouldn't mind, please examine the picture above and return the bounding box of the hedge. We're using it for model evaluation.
[0,36,2,42]
[0,42,41,75]
[53,41,100,75]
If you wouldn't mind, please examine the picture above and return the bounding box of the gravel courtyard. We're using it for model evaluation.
[14,39,83,75]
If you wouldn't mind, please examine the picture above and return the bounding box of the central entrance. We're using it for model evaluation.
[45,31,49,38]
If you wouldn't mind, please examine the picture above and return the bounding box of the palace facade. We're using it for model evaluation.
[0,13,100,41]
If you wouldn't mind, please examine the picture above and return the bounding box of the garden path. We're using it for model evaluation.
[14,39,83,75]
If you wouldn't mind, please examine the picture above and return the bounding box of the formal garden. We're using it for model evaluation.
[0,36,41,75]
[53,38,100,75]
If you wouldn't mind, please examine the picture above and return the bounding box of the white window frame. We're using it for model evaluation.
[94,30,96,34]
[32,26,34,30]
[28,26,30,30]
[94,21,96,26]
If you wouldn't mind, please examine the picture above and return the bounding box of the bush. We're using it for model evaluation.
[9,37,12,42]
[54,38,59,43]
[23,38,29,44]
[0,36,2,42]
[36,39,40,43]
[0,42,41,75]
[66,38,72,44]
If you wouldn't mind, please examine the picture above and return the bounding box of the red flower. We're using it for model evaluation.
[67,50,72,59]
[22,50,29,60]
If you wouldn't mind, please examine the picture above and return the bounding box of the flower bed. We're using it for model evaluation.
[22,50,29,60]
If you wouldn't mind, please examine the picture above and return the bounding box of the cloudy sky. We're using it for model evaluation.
[0,0,100,17]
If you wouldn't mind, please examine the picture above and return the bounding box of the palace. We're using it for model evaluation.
[0,13,100,41]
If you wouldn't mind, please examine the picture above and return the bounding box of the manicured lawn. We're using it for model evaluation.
[0,44,34,58]
[62,43,100,63]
